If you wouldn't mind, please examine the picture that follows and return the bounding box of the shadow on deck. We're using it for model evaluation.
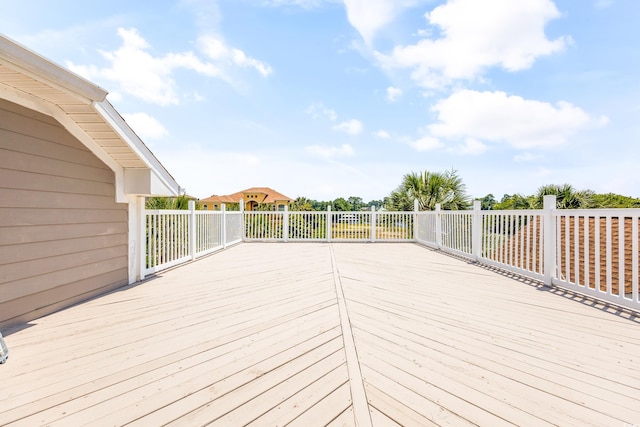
[1,243,639,426]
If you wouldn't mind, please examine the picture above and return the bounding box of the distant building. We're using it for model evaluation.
[200,187,294,211]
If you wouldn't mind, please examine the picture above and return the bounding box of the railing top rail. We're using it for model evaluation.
[145,209,190,215]
[481,209,543,215]
[552,208,640,216]
[195,210,223,215]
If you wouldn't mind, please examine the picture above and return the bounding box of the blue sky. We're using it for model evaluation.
[3,0,640,202]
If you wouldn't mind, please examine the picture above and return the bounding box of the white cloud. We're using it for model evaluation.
[343,0,423,45]
[373,130,390,139]
[198,35,272,77]
[514,152,543,162]
[306,102,338,121]
[262,0,328,7]
[451,138,487,155]
[386,86,402,102]
[376,0,568,88]
[122,112,168,140]
[333,119,364,135]
[68,27,270,105]
[409,136,443,151]
[427,90,599,149]
[306,143,354,158]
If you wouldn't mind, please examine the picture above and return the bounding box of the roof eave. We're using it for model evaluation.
[0,34,107,103]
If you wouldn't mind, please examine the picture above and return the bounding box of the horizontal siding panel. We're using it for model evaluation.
[0,102,87,149]
[0,98,60,126]
[0,149,115,183]
[0,234,128,265]
[0,269,128,330]
[0,188,121,209]
[0,207,126,227]
[0,245,127,284]
[0,255,128,304]
[0,98,131,330]
[0,128,107,169]
[0,222,127,245]
[0,168,115,196]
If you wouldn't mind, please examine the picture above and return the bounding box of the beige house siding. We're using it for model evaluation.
[0,99,129,330]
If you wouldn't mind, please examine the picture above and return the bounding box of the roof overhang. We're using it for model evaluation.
[0,34,180,202]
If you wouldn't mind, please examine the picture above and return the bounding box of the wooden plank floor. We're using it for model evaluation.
[1,243,639,426]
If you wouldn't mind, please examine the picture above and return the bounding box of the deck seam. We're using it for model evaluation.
[329,243,373,427]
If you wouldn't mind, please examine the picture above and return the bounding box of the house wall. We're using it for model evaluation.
[0,99,129,331]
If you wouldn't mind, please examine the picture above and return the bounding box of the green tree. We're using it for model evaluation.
[592,193,640,208]
[386,169,471,211]
[291,197,313,211]
[479,194,496,210]
[347,196,364,211]
[310,200,330,211]
[367,199,384,210]
[145,195,196,210]
[534,184,594,209]
[493,193,535,210]
[332,197,352,211]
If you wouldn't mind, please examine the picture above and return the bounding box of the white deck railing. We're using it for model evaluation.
[144,202,242,276]
[243,208,414,242]
[144,196,640,313]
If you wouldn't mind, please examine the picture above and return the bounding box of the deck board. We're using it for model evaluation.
[1,242,640,426]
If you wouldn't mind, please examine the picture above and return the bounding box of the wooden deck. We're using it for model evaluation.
[1,243,639,426]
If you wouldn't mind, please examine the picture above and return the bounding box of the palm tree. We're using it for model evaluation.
[535,184,594,209]
[290,197,313,211]
[387,169,471,211]
[145,194,194,210]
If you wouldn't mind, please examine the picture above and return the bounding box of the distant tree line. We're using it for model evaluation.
[290,196,384,212]
[149,171,640,211]
[480,184,640,210]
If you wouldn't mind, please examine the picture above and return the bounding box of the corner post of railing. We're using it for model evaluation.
[222,203,227,249]
[188,200,196,261]
[239,199,245,241]
[472,199,482,262]
[370,205,376,242]
[283,205,289,242]
[435,203,442,249]
[413,199,419,242]
[543,195,557,287]
[138,196,147,281]
[326,205,332,242]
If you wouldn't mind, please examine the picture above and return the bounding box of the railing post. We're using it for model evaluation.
[543,195,557,287]
[327,205,332,242]
[189,200,196,261]
[283,205,289,242]
[138,196,147,281]
[435,203,442,249]
[239,199,245,241]
[413,199,419,242]
[370,205,376,242]
[222,203,227,249]
[472,199,481,262]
